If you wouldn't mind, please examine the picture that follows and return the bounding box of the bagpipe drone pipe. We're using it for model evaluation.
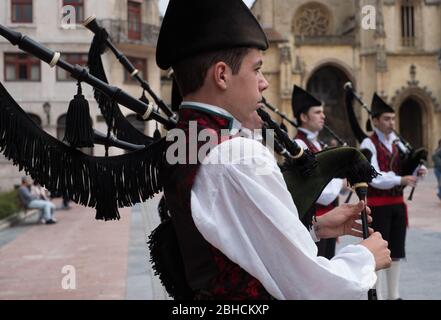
[82,15,175,146]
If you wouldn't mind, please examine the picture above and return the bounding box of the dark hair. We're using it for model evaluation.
[295,112,307,126]
[296,108,315,126]
[172,47,250,97]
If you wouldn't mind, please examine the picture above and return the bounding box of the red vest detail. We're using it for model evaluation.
[163,107,272,299]
[367,132,404,204]
[295,130,321,153]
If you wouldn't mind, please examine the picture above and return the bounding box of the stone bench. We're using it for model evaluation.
[0,207,40,231]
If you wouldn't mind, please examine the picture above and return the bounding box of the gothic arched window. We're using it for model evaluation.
[401,0,415,47]
[294,3,331,36]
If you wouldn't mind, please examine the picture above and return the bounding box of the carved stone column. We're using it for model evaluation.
[279,44,292,99]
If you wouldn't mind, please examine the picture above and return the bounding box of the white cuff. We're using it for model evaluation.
[310,225,320,242]
[393,176,402,186]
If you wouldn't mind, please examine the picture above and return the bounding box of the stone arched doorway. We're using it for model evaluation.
[399,97,424,149]
[306,65,356,146]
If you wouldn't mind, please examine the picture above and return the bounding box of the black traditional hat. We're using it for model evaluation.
[156,0,269,70]
[291,85,322,120]
[171,76,183,112]
[371,93,394,118]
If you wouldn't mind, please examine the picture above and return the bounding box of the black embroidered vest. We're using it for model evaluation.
[163,106,272,299]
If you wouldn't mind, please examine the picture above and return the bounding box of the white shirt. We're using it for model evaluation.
[360,128,402,190]
[295,128,345,206]
[189,105,376,300]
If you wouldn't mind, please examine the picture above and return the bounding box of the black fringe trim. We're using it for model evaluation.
[147,219,194,300]
[157,195,170,223]
[0,81,165,220]
[338,159,379,186]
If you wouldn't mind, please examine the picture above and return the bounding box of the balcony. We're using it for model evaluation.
[99,19,160,48]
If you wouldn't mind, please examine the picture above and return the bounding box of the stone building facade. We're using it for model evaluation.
[251,0,441,159]
[0,0,161,191]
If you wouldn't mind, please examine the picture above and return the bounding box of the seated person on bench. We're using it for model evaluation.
[17,177,56,224]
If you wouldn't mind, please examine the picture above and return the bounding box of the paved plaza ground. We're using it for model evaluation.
[0,170,440,300]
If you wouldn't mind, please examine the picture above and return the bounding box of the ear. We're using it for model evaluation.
[299,112,308,124]
[212,61,229,90]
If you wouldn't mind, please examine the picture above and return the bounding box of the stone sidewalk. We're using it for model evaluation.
[0,200,131,299]
[0,197,169,300]
[0,170,439,300]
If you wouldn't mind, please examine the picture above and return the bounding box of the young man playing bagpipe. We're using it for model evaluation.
[360,93,427,300]
[292,86,347,259]
[157,0,390,299]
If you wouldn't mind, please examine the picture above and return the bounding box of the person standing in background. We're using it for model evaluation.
[432,139,441,200]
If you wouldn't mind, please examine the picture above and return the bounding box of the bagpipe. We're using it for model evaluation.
[0,23,173,221]
[344,82,428,200]
[0,21,380,221]
[81,18,373,223]
[0,22,381,300]
[262,93,376,205]
[255,102,378,223]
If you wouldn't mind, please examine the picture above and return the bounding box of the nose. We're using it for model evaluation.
[259,74,269,92]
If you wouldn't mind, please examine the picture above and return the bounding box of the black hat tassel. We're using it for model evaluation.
[366,118,373,132]
[64,81,94,148]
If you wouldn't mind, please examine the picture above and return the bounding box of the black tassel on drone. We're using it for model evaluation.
[153,126,162,141]
[64,81,94,148]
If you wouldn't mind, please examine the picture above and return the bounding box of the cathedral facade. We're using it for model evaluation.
[251,0,441,159]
